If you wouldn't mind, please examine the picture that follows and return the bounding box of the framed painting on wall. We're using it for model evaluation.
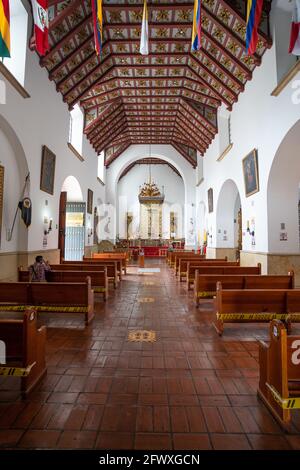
[242,149,259,197]
[87,189,93,214]
[40,145,56,195]
[208,188,213,213]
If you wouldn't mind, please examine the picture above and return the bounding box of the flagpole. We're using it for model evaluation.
[7,173,30,241]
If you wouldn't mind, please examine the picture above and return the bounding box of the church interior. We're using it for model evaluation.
[1,0,300,455]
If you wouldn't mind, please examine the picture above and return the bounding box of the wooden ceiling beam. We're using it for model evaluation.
[41,14,92,66]
[49,0,83,30]
[49,33,94,80]
[95,122,128,152]
[181,98,217,133]
[68,66,116,108]
[105,142,132,167]
[174,119,207,152]
[171,141,199,164]
[84,98,122,134]
[92,113,127,146]
[89,108,126,142]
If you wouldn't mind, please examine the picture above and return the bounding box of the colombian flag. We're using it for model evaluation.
[246,0,264,55]
[191,0,201,52]
[91,0,103,56]
[0,0,10,58]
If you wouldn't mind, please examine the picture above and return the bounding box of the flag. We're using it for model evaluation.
[91,0,103,56]
[140,0,148,55]
[289,0,300,55]
[18,198,32,228]
[246,0,264,55]
[32,0,49,56]
[191,0,201,52]
[0,0,10,58]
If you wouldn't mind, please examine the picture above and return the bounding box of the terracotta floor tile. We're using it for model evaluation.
[135,433,172,450]
[211,433,251,450]
[0,430,23,448]
[57,430,97,449]
[248,434,291,450]
[173,433,212,450]
[95,432,134,449]
[1,261,300,450]
[18,430,61,448]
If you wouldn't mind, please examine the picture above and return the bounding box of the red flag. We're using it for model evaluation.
[289,0,300,55]
[32,0,49,56]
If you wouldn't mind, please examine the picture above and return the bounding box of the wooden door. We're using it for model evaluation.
[58,191,67,262]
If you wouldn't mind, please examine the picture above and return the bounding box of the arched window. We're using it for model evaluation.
[2,1,28,86]
[97,150,105,182]
[68,104,84,155]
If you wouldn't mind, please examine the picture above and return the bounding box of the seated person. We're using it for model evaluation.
[29,255,51,282]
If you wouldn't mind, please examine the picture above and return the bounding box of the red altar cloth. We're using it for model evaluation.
[129,246,168,257]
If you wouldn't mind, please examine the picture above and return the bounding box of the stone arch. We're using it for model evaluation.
[61,175,83,202]
[0,113,29,256]
[216,179,242,258]
[267,119,300,253]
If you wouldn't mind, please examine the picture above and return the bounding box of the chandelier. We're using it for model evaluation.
[138,146,165,204]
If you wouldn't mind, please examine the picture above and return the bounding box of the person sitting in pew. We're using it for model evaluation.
[29,256,51,282]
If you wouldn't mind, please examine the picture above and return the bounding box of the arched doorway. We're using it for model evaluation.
[267,120,300,254]
[216,179,242,261]
[59,176,85,261]
[0,114,29,280]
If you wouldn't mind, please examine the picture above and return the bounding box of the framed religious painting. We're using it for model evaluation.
[87,189,93,214]
[208,188,213,213]
[40,145,56,195]
[242,149,259,197]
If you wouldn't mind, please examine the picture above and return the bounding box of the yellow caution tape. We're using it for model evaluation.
[197,291,215,298]
[266,383,300,409]
[0,305,88,313]
[217,313,300,321]
[0,362,36,377]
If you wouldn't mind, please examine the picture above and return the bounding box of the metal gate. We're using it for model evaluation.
[65,202,85,261]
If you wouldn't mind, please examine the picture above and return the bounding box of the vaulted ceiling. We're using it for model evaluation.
[44,0,272,166]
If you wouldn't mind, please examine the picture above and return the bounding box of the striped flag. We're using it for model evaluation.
[91,0,103,56]
[32,0,49,56]
[0,0,10,58]
[140,0,148,55]
[191,0,201,52]
[289,0,300,56]
[246,0,264,55]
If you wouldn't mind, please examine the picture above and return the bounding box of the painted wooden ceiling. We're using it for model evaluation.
[44,0,272,166]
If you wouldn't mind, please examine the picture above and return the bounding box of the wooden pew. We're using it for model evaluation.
[188,263,261,290]
[168,250,194,267]
[0,308,47,396]
[51,263,118,288]
[258,320,300,430]
[179,258,237,281]
[88,253,127,274]
[0,279,94,325]
[18,268,108,301]
[63,259,121,282]
[173,252,205,273]
[213,283,300,336]
[194,273,294,307]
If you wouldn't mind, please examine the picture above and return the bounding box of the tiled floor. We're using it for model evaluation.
[0,260,300,450]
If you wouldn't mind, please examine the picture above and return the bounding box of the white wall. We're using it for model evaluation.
[117,164,184,239]
[0,5,105,255]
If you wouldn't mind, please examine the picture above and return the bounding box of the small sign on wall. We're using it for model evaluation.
[280,232,288,241]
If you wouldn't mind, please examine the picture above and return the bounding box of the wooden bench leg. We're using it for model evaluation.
[213,318,224,336]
